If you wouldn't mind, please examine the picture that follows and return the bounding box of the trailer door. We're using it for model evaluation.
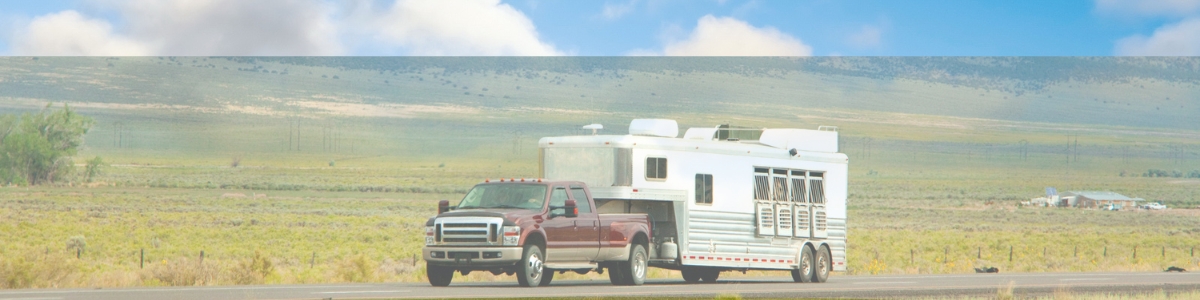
[809,172,828,239]
[771,169,793,236]
[790,170,810,238]
[753,168,774,236]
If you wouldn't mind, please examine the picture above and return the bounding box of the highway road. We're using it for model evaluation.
[2,272,1197,299]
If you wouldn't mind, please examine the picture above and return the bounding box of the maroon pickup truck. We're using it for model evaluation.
[423,179,652,287]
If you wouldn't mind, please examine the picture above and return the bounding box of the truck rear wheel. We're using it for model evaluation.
[626,244,648,286]
[608,264,628,285]
[609,244,648,286]
[426,263,453,287]
[812,245,831,283]
[517,244,546,287]
[792,245,815,283]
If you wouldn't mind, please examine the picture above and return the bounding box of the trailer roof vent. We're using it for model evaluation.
[629,119,678,138]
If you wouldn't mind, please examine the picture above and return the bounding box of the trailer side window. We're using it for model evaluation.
[753,168,770,200]
[695,174,713,205]
[645,157,667,180]
[808,172,825,204]
[790,171,807,203]
[569,186,593,213]
[772,169,788,202]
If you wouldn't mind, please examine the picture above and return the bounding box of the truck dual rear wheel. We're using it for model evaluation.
[609,244,648,286]
[517,244,546,287]
[792,245,815,283]
[426,263,454,287]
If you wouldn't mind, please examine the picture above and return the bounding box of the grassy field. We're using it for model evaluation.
[1,57,1199,288]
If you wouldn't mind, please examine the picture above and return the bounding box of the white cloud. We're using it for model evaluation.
[114,0,343,55]
[11,10,150,55]
[602,0,639,20]
[8,0,562,56]
[658,15,811,56]
[9,0,341,55]
[1115,18,1200,55]
[372,0,563,55]
[846,24,883,49]
[1095,0,1200,17]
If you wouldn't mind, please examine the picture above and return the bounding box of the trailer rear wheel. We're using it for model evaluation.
[812,245,831,283]
[792,245,815,283]
[426,263,453,287]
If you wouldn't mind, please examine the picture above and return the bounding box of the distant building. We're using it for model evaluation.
[1063,191,1143,209]
[1030,187,1065,207]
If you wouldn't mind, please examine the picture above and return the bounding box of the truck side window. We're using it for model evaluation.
[695,174,713,205]
[646,157,667,180]
[550,187,569,213]
[569,186,593,213]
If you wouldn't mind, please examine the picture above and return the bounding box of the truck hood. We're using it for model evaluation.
[426,209,531,226]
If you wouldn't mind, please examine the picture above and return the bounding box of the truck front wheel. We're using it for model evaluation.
[517,244,546,287]
[426,263,453,287]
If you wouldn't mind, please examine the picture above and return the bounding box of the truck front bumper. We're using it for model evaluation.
[423,246,523,268]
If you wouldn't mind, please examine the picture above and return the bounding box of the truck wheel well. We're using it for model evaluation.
[525,233,546,249]
[632,232,649,248]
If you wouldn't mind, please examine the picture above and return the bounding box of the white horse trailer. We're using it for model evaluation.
[538,119,848,283]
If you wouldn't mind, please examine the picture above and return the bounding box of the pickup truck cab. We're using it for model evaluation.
[1140,202,1166,210]
[423,179,652,287]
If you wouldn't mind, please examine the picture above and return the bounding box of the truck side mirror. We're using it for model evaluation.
[564,200,578,218]
[438,200,450,215]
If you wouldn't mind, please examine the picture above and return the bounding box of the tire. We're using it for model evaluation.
[680,267,701,283]
[812,245,831,283]
[539,269,555,286]
[426,263,453,287]
[793,245,815,283]
[624,244,648,286]
[608,263,629,285]
[698,268,719,283]
[517,244,546,287]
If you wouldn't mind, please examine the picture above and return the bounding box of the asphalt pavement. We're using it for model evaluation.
[1,271,1198,299]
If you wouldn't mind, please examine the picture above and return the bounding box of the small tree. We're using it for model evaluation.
[0,103,94,185]
[84,156,106,182]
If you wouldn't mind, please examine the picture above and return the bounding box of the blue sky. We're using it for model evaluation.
[2,0,1199,56]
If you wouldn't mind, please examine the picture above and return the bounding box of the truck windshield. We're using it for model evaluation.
[457,184,547,210]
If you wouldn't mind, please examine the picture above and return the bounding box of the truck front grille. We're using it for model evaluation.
[444,238,489,243]
[436,217,503,246]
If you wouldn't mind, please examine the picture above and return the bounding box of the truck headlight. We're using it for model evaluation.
[502,226,520,246]
[425,226,436,245]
